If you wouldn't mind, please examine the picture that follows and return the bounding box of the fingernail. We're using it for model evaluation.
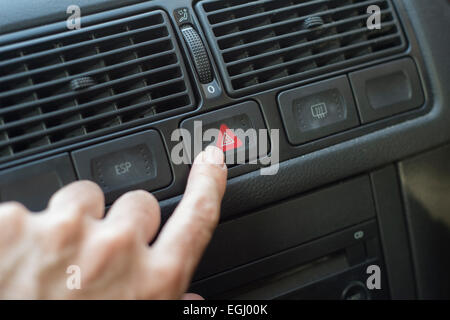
[202,146,225,167]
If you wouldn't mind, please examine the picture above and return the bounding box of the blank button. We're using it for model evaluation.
[366,71,411,110]
[0,154,76,211]
[349,58,424,123]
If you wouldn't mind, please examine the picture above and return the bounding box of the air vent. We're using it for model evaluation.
[196,0,407,96]
[0,10,195,164]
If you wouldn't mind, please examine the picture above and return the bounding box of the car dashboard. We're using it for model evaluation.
[0,0,449,299]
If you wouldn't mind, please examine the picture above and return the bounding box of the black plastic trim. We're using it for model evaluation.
[371,165,416,299]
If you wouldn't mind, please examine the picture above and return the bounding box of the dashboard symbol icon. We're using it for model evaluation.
[311,102,328,119]
[178,9,188,23]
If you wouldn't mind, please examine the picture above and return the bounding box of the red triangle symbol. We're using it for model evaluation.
[216,124,243,152]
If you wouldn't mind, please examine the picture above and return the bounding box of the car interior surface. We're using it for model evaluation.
[0,0,449,300]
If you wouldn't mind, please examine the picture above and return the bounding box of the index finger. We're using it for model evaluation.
[150,146,227,287]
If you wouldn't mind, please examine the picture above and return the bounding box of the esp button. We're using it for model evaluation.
[71,130,172,204]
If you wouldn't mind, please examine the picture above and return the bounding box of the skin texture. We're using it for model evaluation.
[0,146,227,299]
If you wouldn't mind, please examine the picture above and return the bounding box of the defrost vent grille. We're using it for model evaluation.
[0,10,195,164]
[197,0,407,96]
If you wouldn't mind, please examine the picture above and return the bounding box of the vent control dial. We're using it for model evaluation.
[181,26,214,84]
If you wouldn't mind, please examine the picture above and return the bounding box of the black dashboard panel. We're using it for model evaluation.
[399,144,450,299]
[0,0,449,299]
[195,175,376,280]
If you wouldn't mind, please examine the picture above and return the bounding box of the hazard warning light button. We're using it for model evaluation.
[180,101,269,166]
[216,123,243,152]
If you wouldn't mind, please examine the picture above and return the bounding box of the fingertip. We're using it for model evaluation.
[187,146,228,198]
[107,189,161,243]
[49,180,104,204]
[115,189,160,213]
[194,146,227,169]
[0,201,28,214]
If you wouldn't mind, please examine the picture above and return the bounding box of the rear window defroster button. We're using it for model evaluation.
[278,75,360,145]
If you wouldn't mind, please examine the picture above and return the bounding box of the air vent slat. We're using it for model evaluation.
[203,0,271,15]
[197,0,406,96]
[0,23,167,70]
[0,49,177,108]
[0,50,178,113]
[209,0,330,32]
[220,9,389,55]
[0,74,185,131]
[207,0,330,24]
[0,90,189,151]
[0,10,195,163]
[18,56,52,149]
[230,33,401,80]
[215,0,385,44]
[226,20,396,71]
[0,35,172,85]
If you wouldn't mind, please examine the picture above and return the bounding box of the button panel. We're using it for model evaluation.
[278,76,360,145]
[180,101,269,166]
[71,130,172,204]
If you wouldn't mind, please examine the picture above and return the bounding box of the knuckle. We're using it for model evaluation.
[100,226,137,254]
[80,179,101,188]
[65,194,99,214]
[113,190,160,227]
[197,161,226,183]
[125,189,151,199]
[0,202,27,240]
[50,180,104,208]
[74,180,103,195]
[192,194,219,226]
[83,228,138,281]
[0,201,28,216]
[121,190,159,210]
[41,212,84,250]
[197,169,223,188]
[52,206,85,230]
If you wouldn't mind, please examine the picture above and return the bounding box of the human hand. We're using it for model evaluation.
[0,146,227,299]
